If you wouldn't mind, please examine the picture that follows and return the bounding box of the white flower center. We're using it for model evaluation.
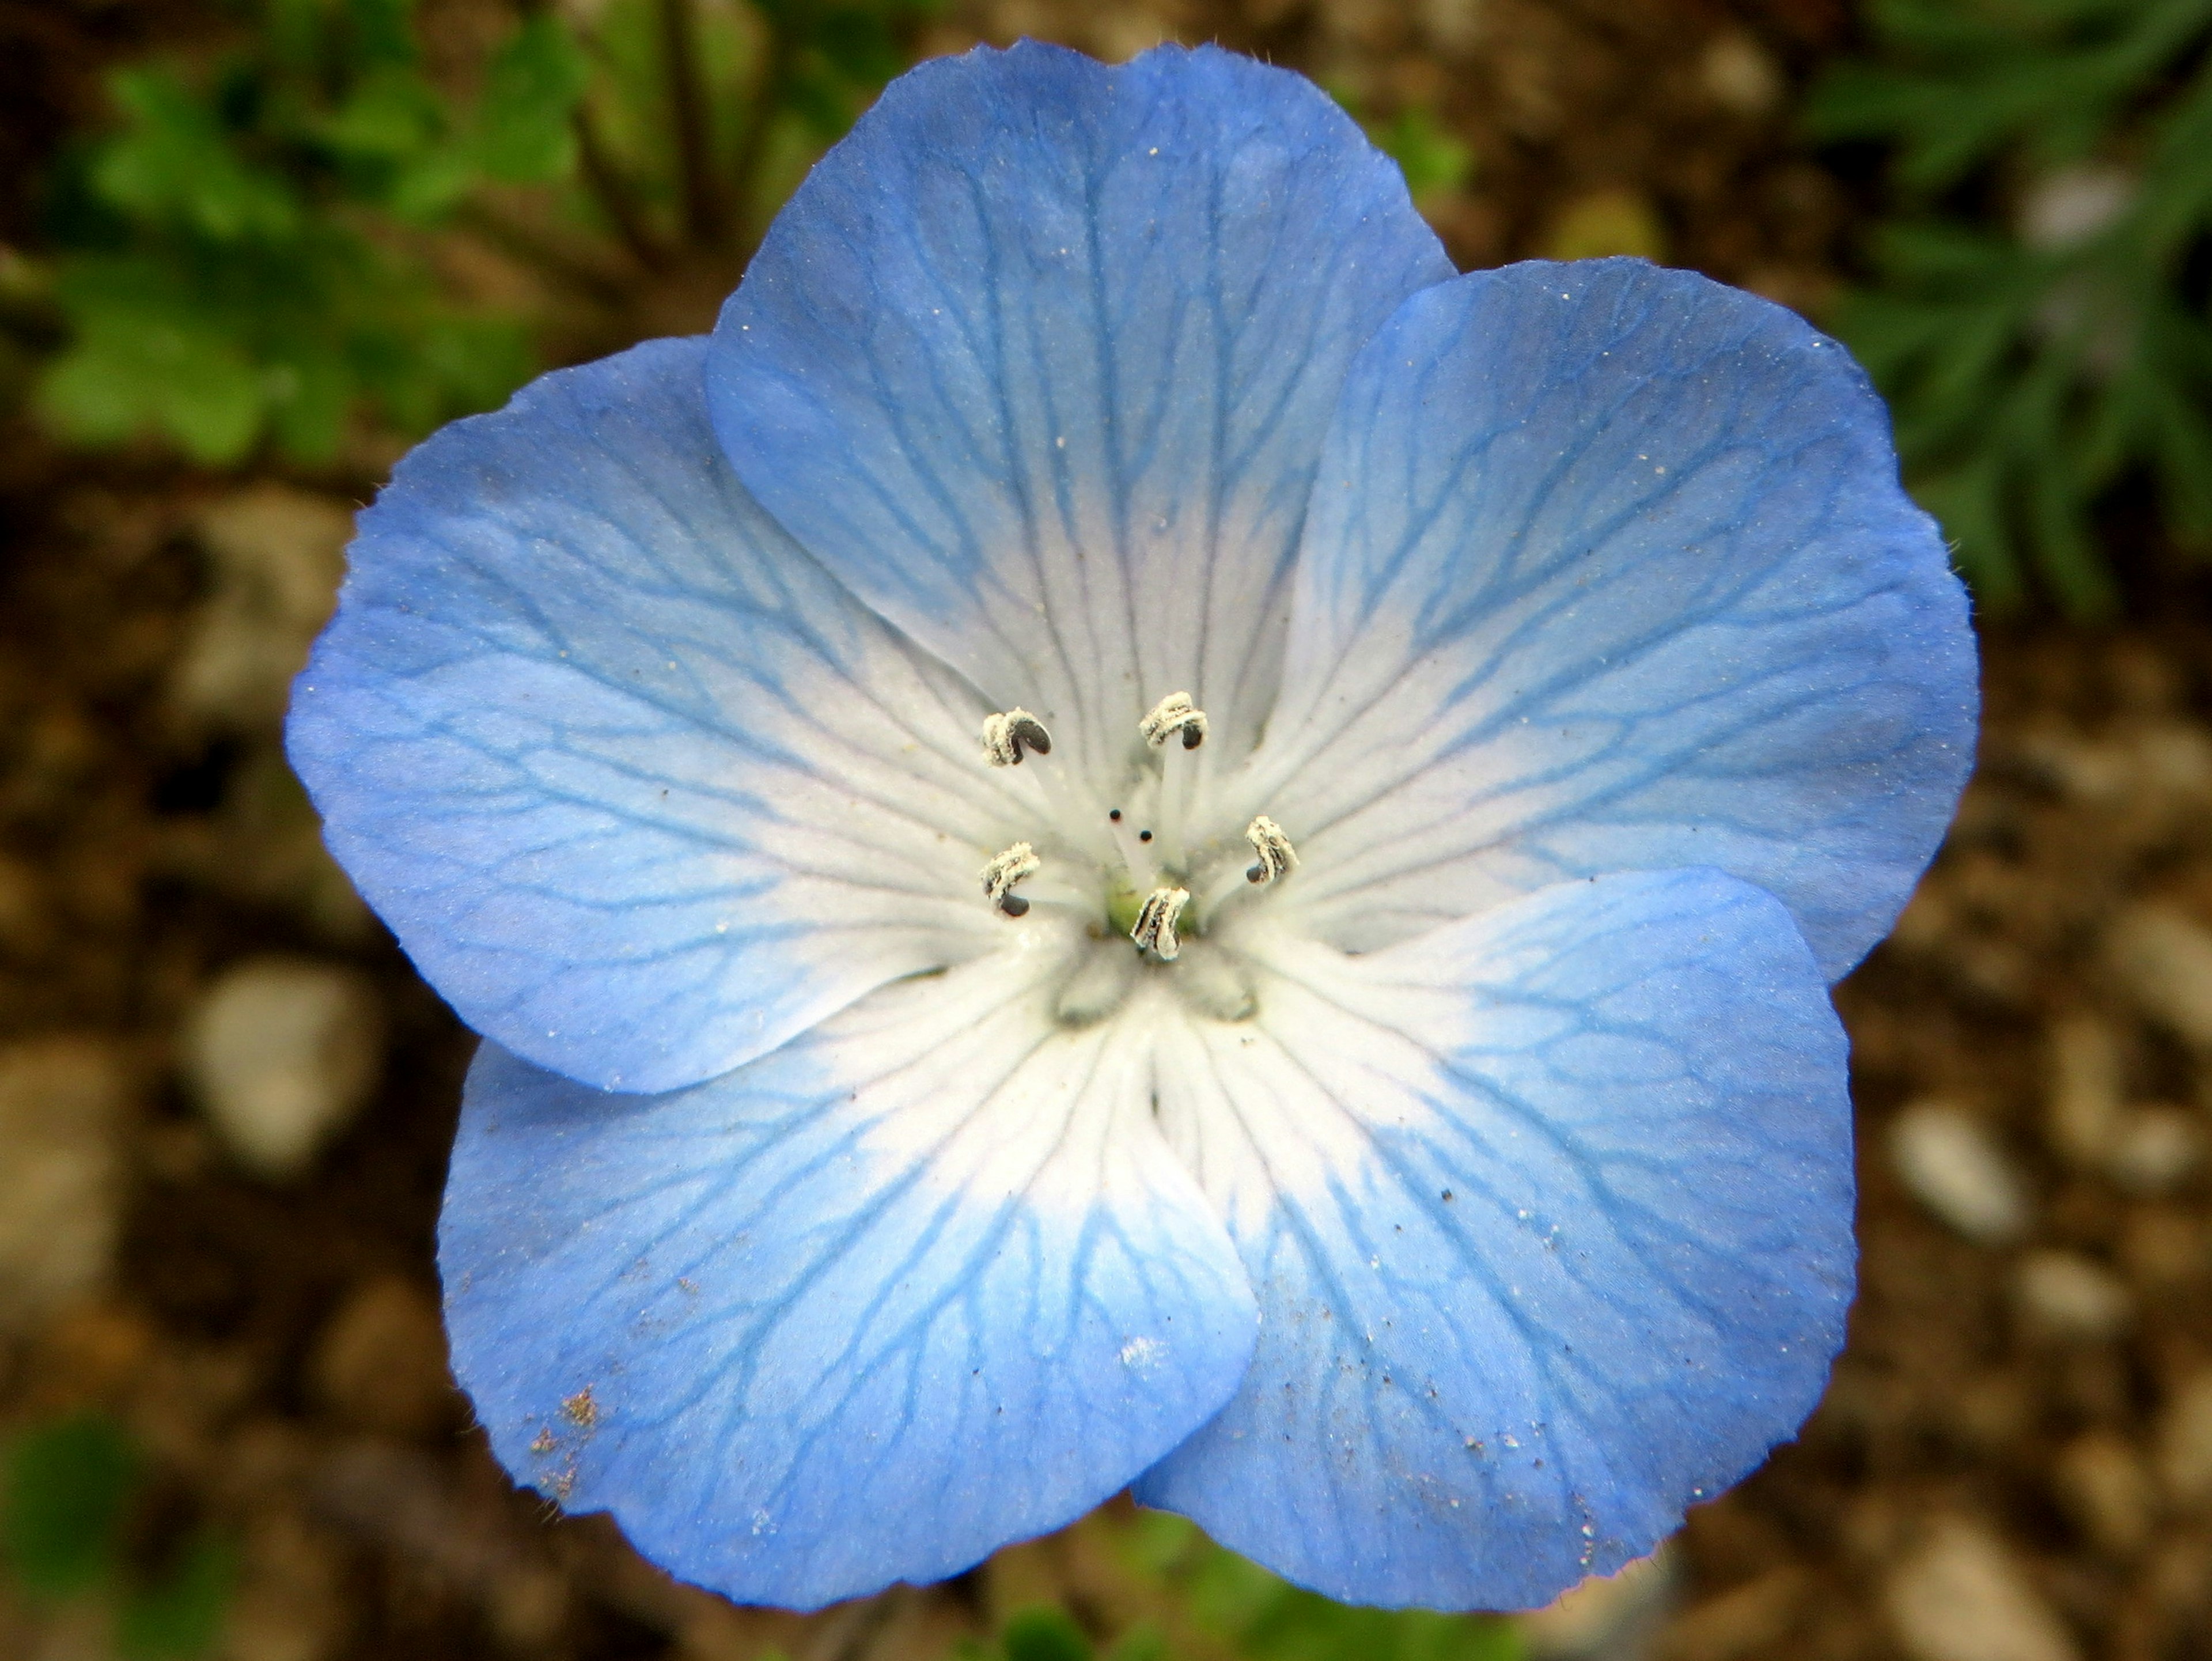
[976,694,1297,1027]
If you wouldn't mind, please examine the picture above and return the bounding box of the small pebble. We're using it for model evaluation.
[2013,1250,2131,1342]
[1698,31,1783,118]
[2157,1369,2212,1508]
[2107,906,2212,1047]
[183,958,382,1179]
[1541,188,1668,262]
[2107,1107,2200,1194]
[0,1038,126,1328]
[311,1277,454,1439]
[171,484,354,730]
[2016,164,2136,253]
[2052,1432,2153,1554]
[1653,1565,1806,1661]
[1524,1545,1677,1659]
[1884,1517,2080,1661]
[2043,1015,2122,1167]
[1891,1102,2029,1244]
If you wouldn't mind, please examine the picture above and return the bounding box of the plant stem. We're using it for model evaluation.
[656,0,725,247]
[454,200,632,307]
[573,107,669,270]
[726,17,794,252]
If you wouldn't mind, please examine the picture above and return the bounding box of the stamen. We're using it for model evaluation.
[1139,691,1208,751]
[1244,816,1298,886]
[981,708,1053,767]
[1130,886,1191,960]
[981,842,1040,918]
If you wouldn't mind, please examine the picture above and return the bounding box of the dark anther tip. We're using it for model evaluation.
[1012,716,1052,756]
[1138,829,1153,843]
[1181,727,1205,750]
[1109,808,1123,822]
[999,895,1030,918]
[1247,864,1266,883]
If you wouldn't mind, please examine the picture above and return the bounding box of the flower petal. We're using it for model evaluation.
[706,41,1451,774]
[441,934,1258,1611]
[1252,259,1976,979]
[1135,867,1853,1610]
[288,336,1036,1094]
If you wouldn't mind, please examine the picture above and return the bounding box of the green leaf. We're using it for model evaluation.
[344,0,421,69]
[322,66,449,166]
[1,1414,139,1599]
[1005,1607,1096,1661]
[475,13,592,183]
[1373,106,1474,201]
[38,257,268,462]
[116,1531,233,1660]
[92,67,300,243]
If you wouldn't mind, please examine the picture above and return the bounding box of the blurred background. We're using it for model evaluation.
[2,1,2210,1658]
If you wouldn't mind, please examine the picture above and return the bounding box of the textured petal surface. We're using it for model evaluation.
[1249,259,1977,979]
[441,932,1257,1611]
[289,336,1039,1094]
[707,40,1451,777]
[1135,868,1854,1610]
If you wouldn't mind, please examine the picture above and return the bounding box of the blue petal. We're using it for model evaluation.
[1251,259,1977,979]
[288,336,1040,1094]
[707,41,1452,774]
[441,938,1258,1611]
[1136,867,1854,1610]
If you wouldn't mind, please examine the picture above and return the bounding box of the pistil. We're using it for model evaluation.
[1105,807,1160,892]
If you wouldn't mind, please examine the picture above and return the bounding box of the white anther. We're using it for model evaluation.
[982,842,1040,917]
[1244,815,1298,886]
[1138,691,1208,751]
[1130,886,1191,960]
[981,708,1052,766]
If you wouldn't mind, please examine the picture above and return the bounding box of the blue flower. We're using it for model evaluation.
[286,41,1976,1615]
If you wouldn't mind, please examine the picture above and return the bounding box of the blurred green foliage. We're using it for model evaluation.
[945,1512,1524,1661]
[1115,1512,1522,1661]
[1809,0,2212,612]
[1369,107,1474,205]
[1,1413,232,1659]
[24,0,935,469]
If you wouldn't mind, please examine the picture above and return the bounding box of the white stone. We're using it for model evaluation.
[2044,1015,2122,1166]
[1891,1102,2029,1243]
[2017,165,2135,253]
[184,958,382,1179]
[171,485,354,730]
[2107,1107,2200,1194]
[2013,1250,2131,1341]
[2107,906,2212,1047]
[2052,1432,2153,1554]
[1699,32,1783,117]
[1884,1517,2079,1661]
[0,1039,126,1328]
[1523,1543,1676,1659]
[2157,1369,2212,1507]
